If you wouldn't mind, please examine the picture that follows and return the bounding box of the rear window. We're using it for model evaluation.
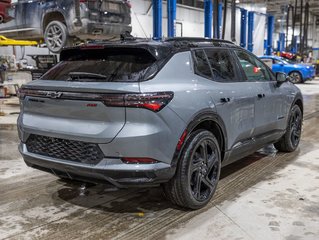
[41,48,160,82]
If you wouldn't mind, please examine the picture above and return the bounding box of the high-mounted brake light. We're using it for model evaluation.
[80,44,104,50]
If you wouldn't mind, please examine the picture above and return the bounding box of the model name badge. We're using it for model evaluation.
[87,103,97,107]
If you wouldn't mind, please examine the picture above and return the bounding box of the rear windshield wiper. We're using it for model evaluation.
[67,72,108,81]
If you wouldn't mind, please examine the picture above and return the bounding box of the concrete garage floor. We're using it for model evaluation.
[0,81,319,240]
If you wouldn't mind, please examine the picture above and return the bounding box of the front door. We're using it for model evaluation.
[234,50,286,139]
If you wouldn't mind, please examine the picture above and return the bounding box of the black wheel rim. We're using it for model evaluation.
[190,139,219,202]
[290,110,302,147]
[46,24,63,52]
[290,72,301,83]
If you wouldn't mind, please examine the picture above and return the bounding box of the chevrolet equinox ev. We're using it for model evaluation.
[18,38,303,209]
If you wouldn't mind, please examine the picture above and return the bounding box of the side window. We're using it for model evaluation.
[235,50,271,82]
[204,49,238,82]
[192,50,212,79]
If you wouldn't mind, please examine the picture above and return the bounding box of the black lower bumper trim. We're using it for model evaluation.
[23,154,174,188]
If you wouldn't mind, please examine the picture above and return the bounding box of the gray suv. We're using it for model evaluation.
[18,38,303,209]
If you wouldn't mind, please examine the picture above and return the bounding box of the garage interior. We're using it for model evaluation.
[0,0,319,239]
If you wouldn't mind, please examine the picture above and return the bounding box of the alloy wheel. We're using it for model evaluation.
[290,110,302,148]
[190,139,219,202]
[46,24,64,52]
[289,72,301,84]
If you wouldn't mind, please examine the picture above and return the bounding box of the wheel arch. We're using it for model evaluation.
[42,11,67,34]
[171,110,228,171]
[288,70,303,81]
[293,96,304,115]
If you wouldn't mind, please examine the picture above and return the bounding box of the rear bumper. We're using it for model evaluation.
[69,20,132,38]
[20,143,175,188]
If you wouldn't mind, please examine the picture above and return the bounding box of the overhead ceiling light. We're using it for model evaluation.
[235,0,240,3]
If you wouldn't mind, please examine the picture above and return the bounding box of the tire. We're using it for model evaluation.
[0,15,3,24]
[44,20,68,53]
[275,105,302,152]
[289,71,303,84]
[163,129,221,210]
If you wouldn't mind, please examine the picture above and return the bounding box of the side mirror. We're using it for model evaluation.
[276,72,287,85]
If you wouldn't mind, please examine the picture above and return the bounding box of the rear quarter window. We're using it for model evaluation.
[192,49,212,79]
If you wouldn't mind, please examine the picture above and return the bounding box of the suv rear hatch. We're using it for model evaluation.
[19,44,170,143]
[83,0,131,24]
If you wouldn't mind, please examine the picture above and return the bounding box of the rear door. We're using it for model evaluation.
[192,48,257,151]
[19,47,158,143]
[24,0,44,30]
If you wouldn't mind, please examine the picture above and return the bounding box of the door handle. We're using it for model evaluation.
[257,94,265,98]
[220,97,231,103]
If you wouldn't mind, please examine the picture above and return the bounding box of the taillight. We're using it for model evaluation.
[19,89,174,112]
[18,88,48,100]
[122,157,158,164]
[103,92,174,112]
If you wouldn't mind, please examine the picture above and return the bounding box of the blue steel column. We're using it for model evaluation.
[264,39,267,54]
[282,33,286,50]
[292,36,297,54]
[167,0,176,37]
[240,9,248,48]
[204,0,212,38]
[247,11,254,52]
[217,2,223,39]
[278,33,285,52]
[153,0,162,40]
[266,15,274,55]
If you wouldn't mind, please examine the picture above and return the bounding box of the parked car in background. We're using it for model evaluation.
[0,0,12,23]
[259,55,315,84]
[0,0,132,53]
[280,51,295,60]
[18,38,303,209]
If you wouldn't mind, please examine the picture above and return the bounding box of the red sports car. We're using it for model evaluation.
[0,0,12,24]
[280,51,296,60]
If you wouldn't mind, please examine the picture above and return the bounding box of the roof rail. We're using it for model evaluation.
[164,37,235,45]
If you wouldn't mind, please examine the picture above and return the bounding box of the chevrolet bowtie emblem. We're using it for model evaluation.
[46,92,63,99]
